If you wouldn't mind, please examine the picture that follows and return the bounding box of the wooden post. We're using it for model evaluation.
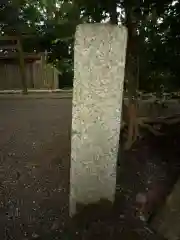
[17,38,28,94]
[30,63,34,88]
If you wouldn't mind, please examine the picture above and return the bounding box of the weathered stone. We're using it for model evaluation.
[70,24,127,216]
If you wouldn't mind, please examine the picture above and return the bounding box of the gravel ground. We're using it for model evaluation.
[0,98,72,240]
[0,97,176,240]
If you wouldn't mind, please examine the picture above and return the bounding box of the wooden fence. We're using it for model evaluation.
[0,59,59,90]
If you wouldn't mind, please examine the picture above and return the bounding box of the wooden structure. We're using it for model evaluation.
[0,36,59,91]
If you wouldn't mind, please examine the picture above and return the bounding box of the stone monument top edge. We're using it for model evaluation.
[75,23,127,32]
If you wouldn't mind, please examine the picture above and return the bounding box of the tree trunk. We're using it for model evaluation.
[124,1,139,149]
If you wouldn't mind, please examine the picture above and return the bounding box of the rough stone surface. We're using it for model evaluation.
[70,24,127,215]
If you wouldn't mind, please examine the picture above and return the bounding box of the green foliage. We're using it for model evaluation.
[138,0,180,91]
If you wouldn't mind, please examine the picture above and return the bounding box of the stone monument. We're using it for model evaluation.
[70,23,127,216]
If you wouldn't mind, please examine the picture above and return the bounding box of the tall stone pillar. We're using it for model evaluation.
[70,24,127,216]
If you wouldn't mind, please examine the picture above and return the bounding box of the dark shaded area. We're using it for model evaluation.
[58,72,73,89]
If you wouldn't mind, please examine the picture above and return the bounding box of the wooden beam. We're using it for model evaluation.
[0,35,34,41]
[0,45,18,50]
[0,52,41,60]
[0,36,18,41]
